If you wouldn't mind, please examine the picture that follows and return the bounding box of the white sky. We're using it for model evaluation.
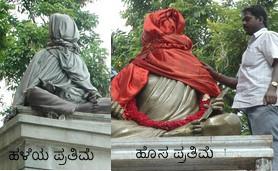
[84,0,131,69]
[0,80,13,127]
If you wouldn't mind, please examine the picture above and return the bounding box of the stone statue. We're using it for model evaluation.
[10,13,110,119]
[111,8,240,138]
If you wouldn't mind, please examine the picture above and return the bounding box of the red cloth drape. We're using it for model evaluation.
[111,8,220,130]
[111,63,149,105]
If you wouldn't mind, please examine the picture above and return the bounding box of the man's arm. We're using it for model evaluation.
[264,59,278,104]
[214,73,238,89]
[204,64,238,89]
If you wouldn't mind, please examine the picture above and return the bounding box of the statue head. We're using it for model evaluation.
[48,13,80,44]
[143,8,185,35]
[141,8,192,50]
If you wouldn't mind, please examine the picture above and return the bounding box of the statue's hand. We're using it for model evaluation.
[191,121,204,135]
[38,79,56,93]
[162,121,204,137]
[111,100,124,119]
[204,97,224,114]
[86,90,102,103]
[211,97,224,112]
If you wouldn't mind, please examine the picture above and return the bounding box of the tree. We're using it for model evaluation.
[0,0,13,56]
[111,30,134,71]
[0,0,109,97]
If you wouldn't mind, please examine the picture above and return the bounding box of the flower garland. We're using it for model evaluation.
[123,98,209,131]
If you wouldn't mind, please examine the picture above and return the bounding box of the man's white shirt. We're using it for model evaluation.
[232,28,278,108]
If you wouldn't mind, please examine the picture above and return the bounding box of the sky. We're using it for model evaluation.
[0,80,12,127]
[84,0,131,69]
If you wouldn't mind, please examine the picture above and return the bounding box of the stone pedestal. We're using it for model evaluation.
[112,135,273,171]
[0,113,111,170]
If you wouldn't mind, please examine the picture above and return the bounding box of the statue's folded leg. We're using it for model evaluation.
[112,119,166,138]
[162,121,203,137]
[26,87,111,114]
[162,113,241,137]
[112,113,241,138]
[94,97,111,114]
[202,113,241,135]
[25,86,77,114]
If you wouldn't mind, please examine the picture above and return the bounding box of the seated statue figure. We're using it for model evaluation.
[111,8,240,138]
[11,13,110,118]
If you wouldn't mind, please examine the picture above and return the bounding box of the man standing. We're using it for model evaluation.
[206,5,278,169]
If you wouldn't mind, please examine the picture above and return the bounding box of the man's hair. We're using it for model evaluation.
[242,5,268,27]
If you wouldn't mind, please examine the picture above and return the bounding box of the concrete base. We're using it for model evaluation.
[0,113,111,170]
[112,135,273,171]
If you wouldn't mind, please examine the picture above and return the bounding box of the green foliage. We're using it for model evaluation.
[0,0,109,96]
[1,21,48,89]
[81,40,109,97]
[0,0,13,51]
[239,112,251,135]
[111,30,133,71]
[202,5,247,76]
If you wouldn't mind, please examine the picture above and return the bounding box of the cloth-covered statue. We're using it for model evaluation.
[111,8,240,138]
[12,13,110,116]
